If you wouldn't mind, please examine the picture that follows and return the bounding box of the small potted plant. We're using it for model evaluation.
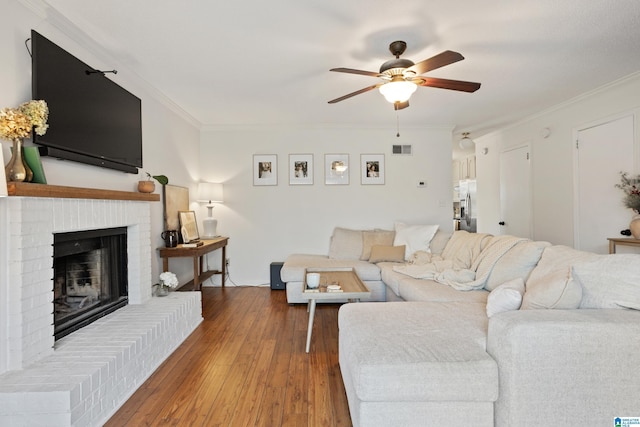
[157,271,179,296]
[138,172,169,193]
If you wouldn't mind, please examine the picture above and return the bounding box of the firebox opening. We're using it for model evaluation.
[53,227,128,340]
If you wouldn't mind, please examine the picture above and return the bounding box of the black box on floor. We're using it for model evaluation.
[270,262,285,290]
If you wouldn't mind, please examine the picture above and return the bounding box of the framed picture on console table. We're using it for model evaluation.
[178,211,200,243]
[163,185,189,233]
[289,154,313,185]
[325,153,349,185]
[253,154,278,186]
[361,153,385,185]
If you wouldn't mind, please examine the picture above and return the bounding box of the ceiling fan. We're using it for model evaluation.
[328,41,481,110]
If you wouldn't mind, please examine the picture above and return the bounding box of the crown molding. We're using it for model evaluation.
[200,122,455,133]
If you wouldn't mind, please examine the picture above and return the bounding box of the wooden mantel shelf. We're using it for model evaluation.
[7,182,160,201]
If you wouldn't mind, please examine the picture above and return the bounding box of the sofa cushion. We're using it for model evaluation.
[280,254,381,283]
[339,301,498,402]
[368,245,405,263]
[398,277,489,303]
[328,227,364,260]
[377,262,489,303]
[360,229,395,260]
[393,222,439,259]
[521,245,599,309]
[483,240,550,291]
[378,262,408,297]
[486,278,525,317]
[429,230,453,255]
[574,254,640,310]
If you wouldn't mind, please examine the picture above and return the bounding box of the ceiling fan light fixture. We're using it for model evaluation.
[379,79,417,104]
[459,132,475,149]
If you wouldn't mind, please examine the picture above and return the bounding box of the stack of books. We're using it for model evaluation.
[180,241,204,248]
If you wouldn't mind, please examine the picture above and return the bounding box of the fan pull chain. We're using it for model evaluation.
[396,110,400,137]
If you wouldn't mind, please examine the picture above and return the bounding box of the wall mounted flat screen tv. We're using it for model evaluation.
[31,30,142,174]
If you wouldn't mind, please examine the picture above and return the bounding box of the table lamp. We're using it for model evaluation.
[197,182,224,238]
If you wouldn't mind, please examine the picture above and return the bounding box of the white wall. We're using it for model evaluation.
[199,126,454,285]
[1,0,201,284]
[475,73,640,247]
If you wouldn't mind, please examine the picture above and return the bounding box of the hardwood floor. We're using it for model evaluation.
[105,287,352,426]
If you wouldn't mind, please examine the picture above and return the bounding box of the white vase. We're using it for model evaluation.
[630,214,640,239]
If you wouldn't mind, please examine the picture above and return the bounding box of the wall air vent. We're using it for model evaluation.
[392,144,412,155]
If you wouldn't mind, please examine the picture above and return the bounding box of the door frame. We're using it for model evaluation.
[572,111,637,249]
[499,141,533,238]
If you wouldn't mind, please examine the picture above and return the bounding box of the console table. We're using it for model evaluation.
[607,237,640,254]
[158,237,229,291]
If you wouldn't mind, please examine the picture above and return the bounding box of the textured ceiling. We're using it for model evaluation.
[42,0,640,141]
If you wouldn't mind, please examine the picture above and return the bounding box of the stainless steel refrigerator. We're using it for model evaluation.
[458,179,477,233]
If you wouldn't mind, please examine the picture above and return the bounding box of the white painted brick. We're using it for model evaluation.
[1,196,199,426]
[0,293,202,426]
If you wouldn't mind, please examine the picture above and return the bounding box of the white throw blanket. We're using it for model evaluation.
[393,235,529,291]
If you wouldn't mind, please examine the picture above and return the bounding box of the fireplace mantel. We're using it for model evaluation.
[7,182,160,201]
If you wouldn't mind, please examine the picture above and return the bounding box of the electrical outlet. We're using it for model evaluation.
[417,180,426,188]
[225,258,230,266]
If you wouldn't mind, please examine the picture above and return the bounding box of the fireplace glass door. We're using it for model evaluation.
[53,227,128,340]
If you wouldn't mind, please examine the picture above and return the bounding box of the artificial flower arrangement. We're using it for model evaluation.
[159,271,179,289]
[615,171,640,214]
[0,100,49,141]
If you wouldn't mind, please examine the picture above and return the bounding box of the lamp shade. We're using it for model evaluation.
[379,79,417,103]
[197,182,224,204]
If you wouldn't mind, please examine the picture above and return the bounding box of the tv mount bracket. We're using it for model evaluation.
[85,69,118,75]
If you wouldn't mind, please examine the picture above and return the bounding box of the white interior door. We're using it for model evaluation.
[499,145,532,238]
[575,114,635,253]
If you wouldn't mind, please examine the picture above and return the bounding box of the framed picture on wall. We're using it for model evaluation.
[289,154,313,185]
[253,154,278,186]
[325,153,349,185]
[361,154,385,185]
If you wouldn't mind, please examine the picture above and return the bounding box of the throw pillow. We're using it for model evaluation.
[521,245,598,310]
[486,277,525,318]
[328,227,363,260]
[361,229,395,260]
[393,222,440,260]
[429,230,453,256]
[368,245,406,263]
[573,254,640,310]
[485,240,551,291]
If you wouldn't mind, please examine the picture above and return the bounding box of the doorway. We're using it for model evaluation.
[499,144,532,238]
[574,114,635,253]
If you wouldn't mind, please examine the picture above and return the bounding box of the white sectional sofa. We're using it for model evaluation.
[281,226,640,427]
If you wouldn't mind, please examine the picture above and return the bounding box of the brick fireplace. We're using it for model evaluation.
[3,195,152,371]
[0,186,203,426]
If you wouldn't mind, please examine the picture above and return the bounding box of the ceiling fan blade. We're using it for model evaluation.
[330,67,381,77]
[417,77,481,93]
[328,84,381,104]
[405,50,465,76]
[394,100,409,110]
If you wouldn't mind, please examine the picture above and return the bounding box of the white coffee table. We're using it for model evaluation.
[303,268,370,353]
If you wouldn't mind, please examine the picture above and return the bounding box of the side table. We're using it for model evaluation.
[607,237,640,254]
[158,236,229,290]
